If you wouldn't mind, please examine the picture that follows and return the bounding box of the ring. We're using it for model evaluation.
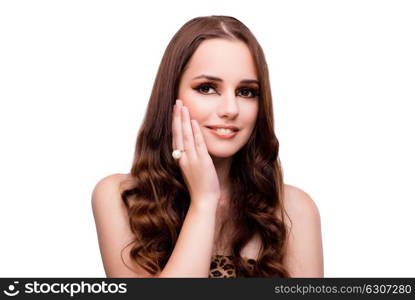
[172,149,185,160]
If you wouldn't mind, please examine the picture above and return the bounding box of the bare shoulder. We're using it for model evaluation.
[92,173,131,199]
[282,184,321,222]
[280,184,324,277]
[91,173,154,277]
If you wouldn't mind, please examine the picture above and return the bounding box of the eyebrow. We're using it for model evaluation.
[192,74,259,85]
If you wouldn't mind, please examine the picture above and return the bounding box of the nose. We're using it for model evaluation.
[217,89,239,119]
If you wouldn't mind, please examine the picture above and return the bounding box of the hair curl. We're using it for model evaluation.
[120,15,291,277]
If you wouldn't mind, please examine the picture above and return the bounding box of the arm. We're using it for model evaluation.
[282,184,324,277]
[92,173,218,278]
[158,100,221,277]
[158,201,217,278]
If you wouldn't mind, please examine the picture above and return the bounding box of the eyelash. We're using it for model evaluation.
[192,82,260,98]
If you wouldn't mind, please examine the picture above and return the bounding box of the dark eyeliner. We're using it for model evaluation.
[192,81,218,94]
[238,86,260,98]
[192,81,259,98]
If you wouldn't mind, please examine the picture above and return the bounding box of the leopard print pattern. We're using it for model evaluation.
[209,254,256,278]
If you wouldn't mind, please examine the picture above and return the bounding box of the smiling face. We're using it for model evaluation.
[177,38,259,159]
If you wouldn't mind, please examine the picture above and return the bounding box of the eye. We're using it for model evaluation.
[193,82,217,95]
[237,87,259,98]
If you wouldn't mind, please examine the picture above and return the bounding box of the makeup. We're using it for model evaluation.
[206,127,238,139]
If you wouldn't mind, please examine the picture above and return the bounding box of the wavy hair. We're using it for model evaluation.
[120,15,291,277]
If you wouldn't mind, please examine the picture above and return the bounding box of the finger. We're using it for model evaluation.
[181,106,196,157]
[172,99,184,152]
[191,119,208,155]
[172,103,176,149]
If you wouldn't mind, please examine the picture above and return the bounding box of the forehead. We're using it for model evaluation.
[182,38,258,81]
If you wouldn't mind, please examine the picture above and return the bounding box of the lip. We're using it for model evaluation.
[206,124,240,131]
[205,127,238,139]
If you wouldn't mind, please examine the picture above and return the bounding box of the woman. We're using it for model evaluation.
[92,15,323,278]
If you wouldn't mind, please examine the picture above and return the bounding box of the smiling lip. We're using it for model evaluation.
[206,125,240,131]
[205,127,238,139]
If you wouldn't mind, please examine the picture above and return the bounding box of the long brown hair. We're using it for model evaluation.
[120,15,291,277]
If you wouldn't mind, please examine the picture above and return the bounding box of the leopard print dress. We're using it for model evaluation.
[209,254,257,278]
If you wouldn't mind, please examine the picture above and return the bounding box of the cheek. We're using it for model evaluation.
[187,107,204,122]
[242,103,259,128]
[181,95,211,122]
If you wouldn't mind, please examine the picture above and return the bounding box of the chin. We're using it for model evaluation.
[209,152,234,159]
[207,146,241,159]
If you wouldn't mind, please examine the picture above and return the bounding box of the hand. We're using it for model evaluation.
[172,99,221,207]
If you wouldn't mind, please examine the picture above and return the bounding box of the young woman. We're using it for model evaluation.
[92,15,324,278]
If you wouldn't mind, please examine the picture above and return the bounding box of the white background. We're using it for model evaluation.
[1,0,414,277]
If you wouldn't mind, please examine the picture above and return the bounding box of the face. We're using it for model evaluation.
[177,38,259,159]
